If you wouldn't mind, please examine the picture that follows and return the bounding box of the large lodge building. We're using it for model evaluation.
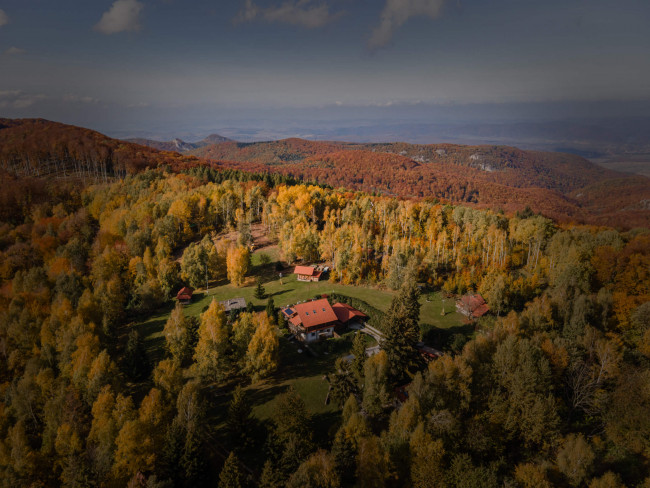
[282,298,367,343]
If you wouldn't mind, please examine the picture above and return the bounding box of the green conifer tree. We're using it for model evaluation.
[381,281,422,383]
[227,386,253,452]
[254,279,266,300]
[350,332,366,384]
[266,296,275,321]
[124,329,149,380]
[219,452,245,488]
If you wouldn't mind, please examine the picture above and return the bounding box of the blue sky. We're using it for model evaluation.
[0,0,649,137]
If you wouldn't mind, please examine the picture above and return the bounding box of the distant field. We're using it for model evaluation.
[591,154,650,177]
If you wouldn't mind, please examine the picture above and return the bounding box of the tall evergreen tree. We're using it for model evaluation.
[227,386,253,453]
[124,329,149,380]
[259,460,282,488]
[158,420,184,487]
[181,427,207,488]
[381,281,422,383]
[266,296,275,322]
[219,452,245,488]
[328,357,359,408]
[350,332,367,384]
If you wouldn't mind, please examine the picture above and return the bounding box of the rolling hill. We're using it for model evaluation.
[1,118,648,229]
[125,133,232,153]
[192,138,650,229]
[0,118,203,180]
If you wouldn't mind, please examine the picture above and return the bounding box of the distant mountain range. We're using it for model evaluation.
[125,133,232,153]
[1,118,648,230]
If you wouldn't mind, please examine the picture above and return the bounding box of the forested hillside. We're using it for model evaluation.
[194,138,650,229]
[2,119,648,229]
[0,119,203,181]
[0,161,649,487]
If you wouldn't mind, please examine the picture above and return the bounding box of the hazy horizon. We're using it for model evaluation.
[1,0,650,142]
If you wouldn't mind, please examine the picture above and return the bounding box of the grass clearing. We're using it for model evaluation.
[132,252,464,435]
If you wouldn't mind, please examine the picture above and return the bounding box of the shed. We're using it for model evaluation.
[294,265,323,282]
[176,286,194,304]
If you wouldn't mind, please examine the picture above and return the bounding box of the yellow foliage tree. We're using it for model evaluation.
[112,419,155,481]
[245,313,279,381]
[194,299,230,382]
[409,422,446,488]
[226,245,250,287]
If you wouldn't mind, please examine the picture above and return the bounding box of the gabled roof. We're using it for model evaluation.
[294,265,318,276]
[332,302,368,323]
[176,286,194,300]
[293,298,338,330]
[458,294,489,318]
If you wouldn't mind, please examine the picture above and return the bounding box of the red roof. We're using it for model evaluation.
[332,302,368,323]
[289,316,302,327]
[176,286,194,301]
[458,294,489,318]
[294,266,318,276]
[293,299,339,330]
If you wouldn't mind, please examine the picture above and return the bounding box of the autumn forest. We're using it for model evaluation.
[0,119,649,488]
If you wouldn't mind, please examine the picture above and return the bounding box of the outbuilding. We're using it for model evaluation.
[456,294,489,319]
[294,265,323,282]
[176,286,194,304]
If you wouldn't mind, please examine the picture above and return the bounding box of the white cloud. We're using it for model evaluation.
[0,91,46,109]
[5,47,26,55]
[94,0,144,35]
[369,0,446,50]
[0,9,8,27]
[236,0,342,28]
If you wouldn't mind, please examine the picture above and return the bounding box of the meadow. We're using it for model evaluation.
[132,247,464,429]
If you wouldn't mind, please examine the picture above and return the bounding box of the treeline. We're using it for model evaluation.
[0,166,648,486]
[196,138,649,229]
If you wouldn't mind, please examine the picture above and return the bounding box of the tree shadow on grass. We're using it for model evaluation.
[145,336,167,365]
[137,316,168,339]
[268,289,290,299]
[247,383,291,415]
[422,323,475,351]
[251,263,282,283]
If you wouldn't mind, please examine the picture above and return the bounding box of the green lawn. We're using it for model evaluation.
[132,253,464,436]
[134,259,463,369]
[174,273,462,328]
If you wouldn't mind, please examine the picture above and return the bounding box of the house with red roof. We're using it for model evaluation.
[283,298,338,342]
[282,298,368,342]
[294,265,323,282]
[176,286,194,304]
[456,294,489,319]
[332,302,368,326]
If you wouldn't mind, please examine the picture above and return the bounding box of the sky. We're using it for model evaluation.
[0,0,649,140]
